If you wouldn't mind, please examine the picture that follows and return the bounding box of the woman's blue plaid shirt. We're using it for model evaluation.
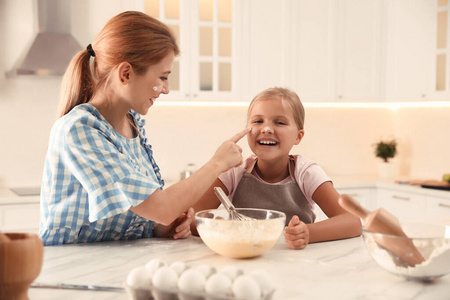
[39,104,164,245]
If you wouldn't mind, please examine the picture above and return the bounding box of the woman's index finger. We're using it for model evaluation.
[229,128,251,143]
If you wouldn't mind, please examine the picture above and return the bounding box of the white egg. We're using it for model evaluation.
[126,266,153,289]
[169,260,188,275]
[205,273,233,298]
[177,269,206,294]
[218,265,243,281]
[195,264,216,278]
[232,275,262,300]
[152,266,178,290]
[145,258,166,274]
[249,269,275,296]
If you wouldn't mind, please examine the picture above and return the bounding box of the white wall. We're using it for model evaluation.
[145,105,394,182]
[393,106,450,179]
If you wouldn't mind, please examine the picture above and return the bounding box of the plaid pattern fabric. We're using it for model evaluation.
[39,104,164,246]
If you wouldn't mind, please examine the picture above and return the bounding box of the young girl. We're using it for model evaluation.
[192,87,361,250]
[39,11,249,246]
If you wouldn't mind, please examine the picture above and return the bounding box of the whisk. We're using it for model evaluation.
[213,187,254,221]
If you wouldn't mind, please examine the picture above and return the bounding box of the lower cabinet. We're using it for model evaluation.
[376,189,426,221]
[315,186,450,223]
[0,202,40,234]
[2,186,446,230]
[314,187,375,222]
[426,196,450,219]
[337,188,376,210]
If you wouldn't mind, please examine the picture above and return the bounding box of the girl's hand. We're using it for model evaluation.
[153,208,194,239]
[284,215,309,250]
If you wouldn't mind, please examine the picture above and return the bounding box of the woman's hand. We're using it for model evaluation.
[153,208,194,239]
[210,128,251,172]
[284,215,309,250]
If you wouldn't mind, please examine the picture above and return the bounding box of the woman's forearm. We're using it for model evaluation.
[130,160,222,225]
[132,129,249,224]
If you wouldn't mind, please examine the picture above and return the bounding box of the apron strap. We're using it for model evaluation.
[244,158,257,174]
[288,157,296,181]
[246,157,296,182]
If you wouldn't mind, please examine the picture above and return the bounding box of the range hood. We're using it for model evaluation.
[7,0,82,77]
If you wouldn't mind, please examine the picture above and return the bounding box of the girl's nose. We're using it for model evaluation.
[262,126,273,133]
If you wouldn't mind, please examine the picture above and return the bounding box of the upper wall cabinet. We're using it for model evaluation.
[384,0,435,101]
[145,0,244,101]
[432,0,450,100]
[265,0,384,102]
[140,0,437,102]
[240,0,288,100]
[286,0,435,102]
[281,0,338,102]
[336,0,384,102]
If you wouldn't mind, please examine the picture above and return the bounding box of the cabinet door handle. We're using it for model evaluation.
[392,195,410,201]
[346,193,360,197]
[438,203,450,209]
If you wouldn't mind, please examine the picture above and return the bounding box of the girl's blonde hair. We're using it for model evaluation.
[57,11,179,118]
[247,87,305,130]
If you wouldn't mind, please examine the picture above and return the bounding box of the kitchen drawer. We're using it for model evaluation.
[313,187,375,221]
[0,203,40,233]
[337,188,376,210]
[426,196,450,219]
[376,189,426,221]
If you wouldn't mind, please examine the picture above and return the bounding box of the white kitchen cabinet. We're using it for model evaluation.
[376,189,426,221]
[335,0,384,102]
[337,187,376,210]
[430,0,450,100]
[426,195,450,219]
[240,0,286,100]
[0,200,40,234]
[283,0,337,101]
[141,0,438,102]
[384,0,434,101]
[314,187,375,222]
[283,0,384,102]
[145,0,243,101]
[284,0,437,102]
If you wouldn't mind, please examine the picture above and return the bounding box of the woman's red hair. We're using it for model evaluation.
[58,11,179,118]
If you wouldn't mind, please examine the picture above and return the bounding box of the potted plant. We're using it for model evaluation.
[374,139,397,180]
[374,139,397,162]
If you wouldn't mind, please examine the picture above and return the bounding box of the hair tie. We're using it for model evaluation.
[86,44,96,57]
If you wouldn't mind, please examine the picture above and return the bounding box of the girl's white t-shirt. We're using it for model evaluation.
[218,154,331,210]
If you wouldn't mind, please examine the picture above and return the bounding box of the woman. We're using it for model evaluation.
[39,11,249,245]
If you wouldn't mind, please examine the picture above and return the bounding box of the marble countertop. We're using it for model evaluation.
[29,236,450,300]
[333,181,450,199]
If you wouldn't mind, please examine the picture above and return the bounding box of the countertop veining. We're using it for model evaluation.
[29,235,450,300]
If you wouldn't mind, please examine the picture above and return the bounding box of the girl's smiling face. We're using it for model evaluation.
[246,97,304,162]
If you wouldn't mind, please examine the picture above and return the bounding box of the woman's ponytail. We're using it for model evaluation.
[57,48,96,118]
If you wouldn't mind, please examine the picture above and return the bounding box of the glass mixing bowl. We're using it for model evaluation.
[362,222,450,282]
[195,208,286,259]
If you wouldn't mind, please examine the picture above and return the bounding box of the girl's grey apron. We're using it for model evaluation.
[232,158,314,226]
